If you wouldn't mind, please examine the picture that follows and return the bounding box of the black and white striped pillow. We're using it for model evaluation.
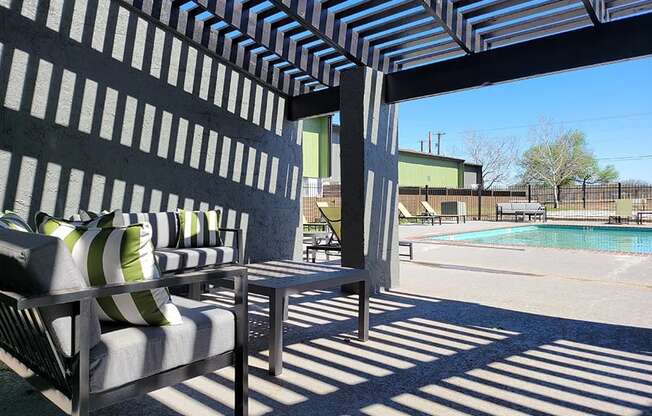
[121,212,179,249]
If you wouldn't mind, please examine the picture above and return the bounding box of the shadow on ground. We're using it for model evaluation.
[1,288,651,415]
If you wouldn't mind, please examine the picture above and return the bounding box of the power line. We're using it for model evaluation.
[451,111,652,134]
[597,154,652,161]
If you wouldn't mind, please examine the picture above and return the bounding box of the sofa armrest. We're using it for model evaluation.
[0,265,248,310]
[219,228,244,264]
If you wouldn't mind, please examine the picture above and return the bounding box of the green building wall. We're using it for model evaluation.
[398,153,463,187]
[302,117,331,178]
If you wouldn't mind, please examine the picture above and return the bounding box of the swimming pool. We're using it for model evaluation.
[430,225,652,254]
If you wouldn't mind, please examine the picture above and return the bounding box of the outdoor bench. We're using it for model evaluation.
[496,202,547,222]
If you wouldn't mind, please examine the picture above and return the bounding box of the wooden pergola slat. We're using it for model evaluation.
[120,0,650,96]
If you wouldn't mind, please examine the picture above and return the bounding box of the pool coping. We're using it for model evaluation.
[410,223,652,257]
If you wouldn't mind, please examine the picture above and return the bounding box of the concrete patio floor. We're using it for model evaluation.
[1,222,651,415]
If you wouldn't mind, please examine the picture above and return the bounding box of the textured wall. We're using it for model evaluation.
[0,0,303,262]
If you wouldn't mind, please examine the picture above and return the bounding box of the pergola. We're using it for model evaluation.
[123,0,652,99]
[118,0,652,288]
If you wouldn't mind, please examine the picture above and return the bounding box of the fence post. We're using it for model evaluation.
[582,181,586,209]
[618,182,622,200]
[477,185,483,221]
[425,185,428,202]
[528,184,532,203]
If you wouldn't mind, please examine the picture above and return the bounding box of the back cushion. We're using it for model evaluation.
[121,212,179,248]
[0,228,101,357]
[38,216,182,327]
[177,209,222,248]
[524,203,543,211]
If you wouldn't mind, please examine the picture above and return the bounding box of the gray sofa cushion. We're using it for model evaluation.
[121,212,179,248]
[89,296,235,393]
[155,247,237,273]
[0,229,101,357]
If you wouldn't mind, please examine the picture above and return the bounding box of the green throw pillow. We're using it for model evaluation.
[0,211,32,232]
[177,209,222,248]
[36,210,122,230]
[37,214,181,326]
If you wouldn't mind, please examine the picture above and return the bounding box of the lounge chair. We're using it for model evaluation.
[420,201,467,224]
[609,199,633,224]
[303,214,328,232]
[306,206,342,261]
[398,202,440,225]
[305,207,416,262]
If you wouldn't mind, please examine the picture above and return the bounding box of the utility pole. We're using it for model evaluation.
[428,131,432,154]
[435,132,445,155]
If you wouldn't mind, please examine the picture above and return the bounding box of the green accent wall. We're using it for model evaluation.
[302,116,331,178]
[398,153,463,187]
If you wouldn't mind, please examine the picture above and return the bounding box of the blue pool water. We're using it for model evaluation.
[431,225,652,254]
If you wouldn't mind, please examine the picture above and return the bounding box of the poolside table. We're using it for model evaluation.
[238,261,370,376]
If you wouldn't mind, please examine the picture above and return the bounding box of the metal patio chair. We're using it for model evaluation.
[0,229,249,416]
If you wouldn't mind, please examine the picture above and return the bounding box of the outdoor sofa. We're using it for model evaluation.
[496,202,547,222]
[0,210,248,416]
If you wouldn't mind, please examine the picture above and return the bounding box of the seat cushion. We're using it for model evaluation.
[121,212,179,249]
[155,247,237,273]
[0,228,101,357]
[154,248,187,273]
[89,296,235,393]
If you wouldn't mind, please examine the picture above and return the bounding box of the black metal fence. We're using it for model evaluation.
[303,180,652,223]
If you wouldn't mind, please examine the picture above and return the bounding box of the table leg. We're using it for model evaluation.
[269,292,284,376]
[282,295,289,321]
[358,280,369,342]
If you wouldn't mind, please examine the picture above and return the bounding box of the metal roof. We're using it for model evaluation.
[123,0,652,98]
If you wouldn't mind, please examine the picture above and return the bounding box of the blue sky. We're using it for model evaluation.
[397,56,652,184]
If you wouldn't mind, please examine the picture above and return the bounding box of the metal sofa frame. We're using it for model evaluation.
[0,266,249,416]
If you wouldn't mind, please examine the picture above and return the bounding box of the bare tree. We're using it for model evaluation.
[464,131,518,189]
[519,121,590,207]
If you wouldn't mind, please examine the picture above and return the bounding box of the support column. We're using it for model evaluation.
[339,67,400,290]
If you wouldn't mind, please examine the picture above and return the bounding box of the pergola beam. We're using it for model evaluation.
[386,12,652,102]
[288,12,652,118]
[417,0,475,53]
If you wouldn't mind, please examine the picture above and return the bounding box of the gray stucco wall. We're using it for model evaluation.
[0,0,303,262]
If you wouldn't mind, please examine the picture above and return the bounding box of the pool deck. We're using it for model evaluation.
[1,220,651,415]
[400,221,652,323]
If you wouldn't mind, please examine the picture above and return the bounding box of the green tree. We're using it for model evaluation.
[519,123,617,207]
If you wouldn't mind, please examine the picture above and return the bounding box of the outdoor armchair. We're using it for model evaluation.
[0,229,248,416]
[609,199,633,224]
